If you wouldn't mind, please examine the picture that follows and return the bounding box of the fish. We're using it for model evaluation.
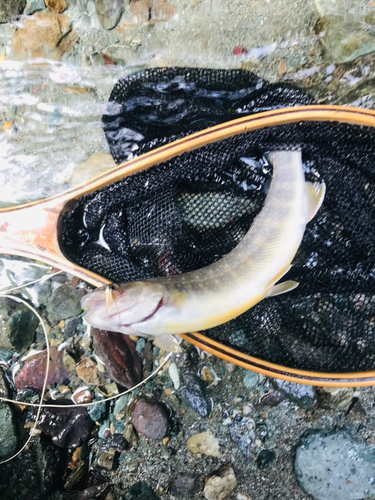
[81,151,326,352]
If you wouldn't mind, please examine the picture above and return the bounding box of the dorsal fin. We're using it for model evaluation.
[306,181,326,222]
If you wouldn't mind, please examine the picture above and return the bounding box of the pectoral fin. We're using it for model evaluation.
[266,280,299,297]
[153,334,182,353]
[306,181,326,221]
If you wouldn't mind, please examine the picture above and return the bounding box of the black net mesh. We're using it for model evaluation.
[62,68,375,373]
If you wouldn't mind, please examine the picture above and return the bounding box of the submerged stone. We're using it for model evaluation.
[0,297,38,352]
[204,464,237,500]
[243,370,259,389]
[272,378,315,409]
[38,400,94,448]
[95,0,123,30]
[171,474,196,497]
[315,15,375,63]
[15,346,70,392]
[45,0,67,13]
[229,419,255,457]
[93,329,143,389]
[256,449,276,469]
[24,0,45,16]
[88,400,107,422]
[181,372,209,417]
[295,429,375,500]
[133,398,169,440]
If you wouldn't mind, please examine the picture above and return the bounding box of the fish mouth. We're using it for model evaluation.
[119,296,165,328]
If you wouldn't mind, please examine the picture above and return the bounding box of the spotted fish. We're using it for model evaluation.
[81,151,325,351]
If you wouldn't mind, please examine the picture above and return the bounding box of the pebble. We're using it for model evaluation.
[272,379,315,409]
[95,0,124,30]
[187,430,222,458]
[45,0,67,13]
[88,400,107,422]
[204,463,237,500]
[97,450,115,470]
[133,398,169,440]
[295,429,375,500]
[124,422,138,448]
[168,362,180,389]
[243,370,260,389]
[93,329,143,389]
[230,419,255,457]
[0,297,38,352]
[72,388,92,404]
[0,0,25,22]
[76,358,102,386]
[256,449,276,469]
[201,366,216,383]
[255,391,285,408]
[15,346,70,392]
[64,460,87,491]
[171,474,196,497]
[46,284,83,322]
[181,373,210,417]
[136,337,146,354]
[0,403,18,459]
[24,0,45,15]
[38,400,94,448]
[315,15,375,64]
[63,317,84,338]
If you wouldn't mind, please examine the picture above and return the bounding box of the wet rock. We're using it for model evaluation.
[47,283,83,321]
[315,15,375,63]
[187,430,222,458]
[15,346,70,392]
[38,400,94,448]
[171,474,196,497]
[346,399,366,420]
[93,329,143,389]
[0,0,26,22]
[272,379,315,409]
[133,397,169,440]
[123,481,161,500]
[70,153,117,188]
[45,0,67,13]
[97,450,115,470]
[230,419,255,457]
[0,296,38,351]
[105,433,128,452]
[256,449,276,469]
[295,429,375,500]
[366,12,375,25]
[319,386,354,409]
[95,0,123,30]
[64,460,87,490]
[24,0,45,16]
[0,403,17,459]
[76,358,102,386]
[14,11,78,60]
[72,388,92,404]
[243,370,259,388]
[204,464,237,500]
[181,372,210,417]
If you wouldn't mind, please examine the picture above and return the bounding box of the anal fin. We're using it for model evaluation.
[306,181,326,221]
[266,280,299,297]
[153,334,182,353]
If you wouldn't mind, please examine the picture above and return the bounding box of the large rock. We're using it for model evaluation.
[133,398,169,440]
[295,429,375,500]
[0,297,38,352]
[0,0,26,23]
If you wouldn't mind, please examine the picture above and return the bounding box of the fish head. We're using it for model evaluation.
[81,281,165,335]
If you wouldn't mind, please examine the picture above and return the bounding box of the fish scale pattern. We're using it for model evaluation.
[62,68,375,373]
